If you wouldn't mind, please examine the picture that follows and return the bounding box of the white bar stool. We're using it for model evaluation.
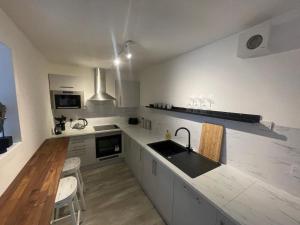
[62,157,86,210]
[52,176,81,225]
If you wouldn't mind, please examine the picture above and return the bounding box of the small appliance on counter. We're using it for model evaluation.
[54,115,67,135]
[72,118,88,130]
[0,102,13,154]
[128,117,139,125]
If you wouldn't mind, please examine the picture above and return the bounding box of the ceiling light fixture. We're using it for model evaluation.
[125,41,132,59]
[113,40,135,66]
[113,57,121,66]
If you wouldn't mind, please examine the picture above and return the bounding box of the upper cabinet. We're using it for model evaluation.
[115,80,140,108]
[49,74,83,91]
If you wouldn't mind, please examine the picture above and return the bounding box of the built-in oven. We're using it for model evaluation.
[95,131,122,159]
[51,90,84,109]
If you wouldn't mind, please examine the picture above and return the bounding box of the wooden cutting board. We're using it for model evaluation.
[198,123,224,162]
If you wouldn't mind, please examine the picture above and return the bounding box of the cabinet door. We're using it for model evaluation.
[142,150,174,224]
[216,212,238,225]
[124,136,143,184]
[142,150,157,201]
[49,74,81,90]
[68,135,96,166]
[130,140,143,184]
[172,178,217,225]
[155,162,174,225]
[124,134,131,165]
[115,80,140,108]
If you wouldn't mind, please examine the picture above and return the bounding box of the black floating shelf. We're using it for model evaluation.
[145,105,261,123]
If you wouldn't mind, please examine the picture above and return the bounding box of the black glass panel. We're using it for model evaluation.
[96,135,122,158]
[55,95,81,109]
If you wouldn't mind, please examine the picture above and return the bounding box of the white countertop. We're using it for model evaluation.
[51,124,300,225]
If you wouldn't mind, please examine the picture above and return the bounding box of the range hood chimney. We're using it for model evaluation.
[89,68,116,101]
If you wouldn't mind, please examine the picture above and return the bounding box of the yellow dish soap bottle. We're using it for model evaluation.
[165,130,171,140]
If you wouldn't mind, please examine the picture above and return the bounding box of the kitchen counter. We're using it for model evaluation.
[52,124,300,225]
[0,138,69,225]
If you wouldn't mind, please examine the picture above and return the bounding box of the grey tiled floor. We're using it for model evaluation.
[56,161,165,225]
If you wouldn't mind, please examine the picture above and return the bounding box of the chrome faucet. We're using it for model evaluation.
[175,127,192,152]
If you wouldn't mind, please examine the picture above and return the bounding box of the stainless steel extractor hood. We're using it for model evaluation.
[89,68,116,101]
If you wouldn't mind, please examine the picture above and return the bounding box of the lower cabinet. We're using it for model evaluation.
[142,150,174,225]
[124,135,237,225]
[124,134,143,184]
[68,135,96,166]
[172,178,217,225]
[216,211,238,225]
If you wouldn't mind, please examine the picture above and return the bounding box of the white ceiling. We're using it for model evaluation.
[0,0,299,70]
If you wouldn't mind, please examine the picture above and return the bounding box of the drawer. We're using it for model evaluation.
[69,144,88,150]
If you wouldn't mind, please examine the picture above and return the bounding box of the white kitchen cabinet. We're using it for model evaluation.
[172,177,217,225]
[142,149,157,201]
[49,74,83,91]
[124,134,131,164]
[130,140,143,184]
[216,211,239,225]
[68,135,96,166]
[124,135,143,184]
[115,80,140,108]
[142,150,174,224]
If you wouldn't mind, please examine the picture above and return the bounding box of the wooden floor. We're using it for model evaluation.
[56,161,165,225]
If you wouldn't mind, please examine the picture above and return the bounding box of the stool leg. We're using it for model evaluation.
[74,195,83,223]
[68,201,77,225]
[78,170,85,192]
[74,194,81,212]
[76,171,87,210]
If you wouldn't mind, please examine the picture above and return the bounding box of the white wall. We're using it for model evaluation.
[0,8,53,195]
[140,25,300,129]
[139,16,300,196]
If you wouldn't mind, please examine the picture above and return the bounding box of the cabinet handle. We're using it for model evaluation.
[196,197,201,204]
[119,96,122,106]
[60,86,74,89]
[152,160,157,176]
[139,149,142,161]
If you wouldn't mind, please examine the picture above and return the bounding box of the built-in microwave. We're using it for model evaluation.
[50,90,84,109]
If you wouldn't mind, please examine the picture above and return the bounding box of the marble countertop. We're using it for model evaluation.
[51,124,300,225]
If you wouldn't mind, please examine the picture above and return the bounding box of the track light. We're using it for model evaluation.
[126,52,132,59]
[113,57,121,66]
[125,42,132,59]
[113,40,134,66]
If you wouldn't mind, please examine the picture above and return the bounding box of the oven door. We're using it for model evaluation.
[51,90,84,109]
[95,132,122,158]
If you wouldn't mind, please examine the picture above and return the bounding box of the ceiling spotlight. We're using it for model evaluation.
[113,57,121,66]
[125,41,133,59]
[126,52,132,59]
